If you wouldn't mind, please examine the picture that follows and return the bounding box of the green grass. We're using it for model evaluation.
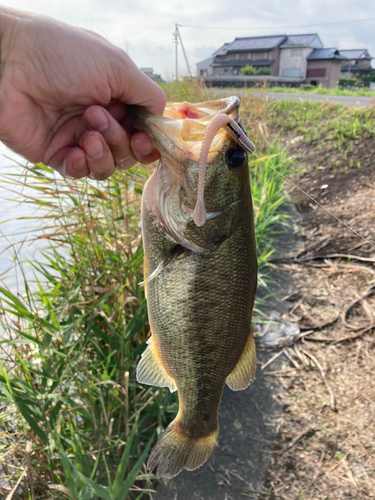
[266,100,375,149]
[219,84,375,97]
[216,84,375,97]
[0,82,292,498]
[0,164,178,499]
[259,85,375,97]
[249,146,292,271]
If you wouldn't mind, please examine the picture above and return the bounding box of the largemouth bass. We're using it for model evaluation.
[132,97,258,479]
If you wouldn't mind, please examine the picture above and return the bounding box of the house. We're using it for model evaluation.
[339,49,374,75]
[279,34,323,78]
[196,57,214,77]
[305,48,347,87]
[211,35,287,77]
[197,33,358,88]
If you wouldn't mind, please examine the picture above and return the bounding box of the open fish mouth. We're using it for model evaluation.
[130,97,255,227]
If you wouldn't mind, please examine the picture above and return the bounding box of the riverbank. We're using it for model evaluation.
[261,99,375,499]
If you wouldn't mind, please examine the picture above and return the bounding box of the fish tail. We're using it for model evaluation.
[147,418,218,479]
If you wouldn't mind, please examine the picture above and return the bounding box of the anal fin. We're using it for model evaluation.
[226,331,257,391]
[136,337,177,393]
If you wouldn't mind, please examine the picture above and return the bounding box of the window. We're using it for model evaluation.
[282,68,300,77]
[228,53,239,60]
[240,53,248,60]
[306,68,326,77]
[253,52,268,60]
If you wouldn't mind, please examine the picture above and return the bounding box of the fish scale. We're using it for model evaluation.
[132,97,258,479]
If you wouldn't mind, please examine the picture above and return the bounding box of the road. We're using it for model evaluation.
[213,88,374,107]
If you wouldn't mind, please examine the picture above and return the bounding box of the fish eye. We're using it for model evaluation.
[225,148,247,170]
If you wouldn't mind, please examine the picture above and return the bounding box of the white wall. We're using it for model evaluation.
[279,47,314,78]
[196,57,214,76]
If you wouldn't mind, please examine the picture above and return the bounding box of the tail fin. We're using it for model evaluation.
[147,419,218,479]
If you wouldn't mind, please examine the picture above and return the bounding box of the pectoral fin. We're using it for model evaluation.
[136,337,177,393]
[226,332,257,391]
[139,245,185,287]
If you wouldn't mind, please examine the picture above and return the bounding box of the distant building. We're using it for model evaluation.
[197,34,375,88]
[211,35,287,77]
[339,49,374,75]
[306,48,347,87]
[279,34,323,78]
[196,57,214,77]
[141,67,155,79]
[140,67,164,84]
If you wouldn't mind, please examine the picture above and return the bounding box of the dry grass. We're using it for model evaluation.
[263,262,375,499]
[260,101,375,499]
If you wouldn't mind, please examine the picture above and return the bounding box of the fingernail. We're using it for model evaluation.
[134,138,153,156]
[61,159,75,180]
[72,154,86,171]
[62,158,70,176]
[84,134,104,160]
[85,107,109,133]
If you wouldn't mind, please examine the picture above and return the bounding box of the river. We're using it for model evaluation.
[0,143,48,293]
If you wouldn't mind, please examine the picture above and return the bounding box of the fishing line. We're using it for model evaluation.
[250,151,375,250]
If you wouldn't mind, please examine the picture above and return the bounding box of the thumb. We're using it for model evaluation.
[114,54,166,116]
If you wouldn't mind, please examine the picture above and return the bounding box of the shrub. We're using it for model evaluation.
[240,65,255,76]
[300,84,315,91]
[256,67,271,76]
[362,71,375,86]
[339,77,358,87]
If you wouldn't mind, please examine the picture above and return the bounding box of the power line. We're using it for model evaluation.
[179,17,375,31]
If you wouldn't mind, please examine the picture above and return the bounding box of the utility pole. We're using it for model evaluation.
[174,23,179,81]
[348,60,351,86]
[176,25,193,80]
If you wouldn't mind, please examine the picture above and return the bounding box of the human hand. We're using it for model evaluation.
[0,8,166,180]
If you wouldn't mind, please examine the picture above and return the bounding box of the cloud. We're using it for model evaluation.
[4,0,375,78]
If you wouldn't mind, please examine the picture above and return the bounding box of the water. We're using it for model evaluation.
[0,143,47,293]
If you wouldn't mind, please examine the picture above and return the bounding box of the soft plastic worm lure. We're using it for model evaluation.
[193,113,255,227]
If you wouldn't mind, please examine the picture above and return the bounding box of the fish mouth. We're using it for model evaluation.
[131,97,255,228]
[130,97,241,173]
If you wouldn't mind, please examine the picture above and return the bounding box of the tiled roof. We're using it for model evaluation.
[281,34,319,47]
[339,49,373,60]
[307,48,348,60]
[225,35,287,52]
[213,43,231,56]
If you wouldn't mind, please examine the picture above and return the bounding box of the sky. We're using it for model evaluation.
[3,0,375,79]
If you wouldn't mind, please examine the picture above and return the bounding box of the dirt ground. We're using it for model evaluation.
[260,132,375,499]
